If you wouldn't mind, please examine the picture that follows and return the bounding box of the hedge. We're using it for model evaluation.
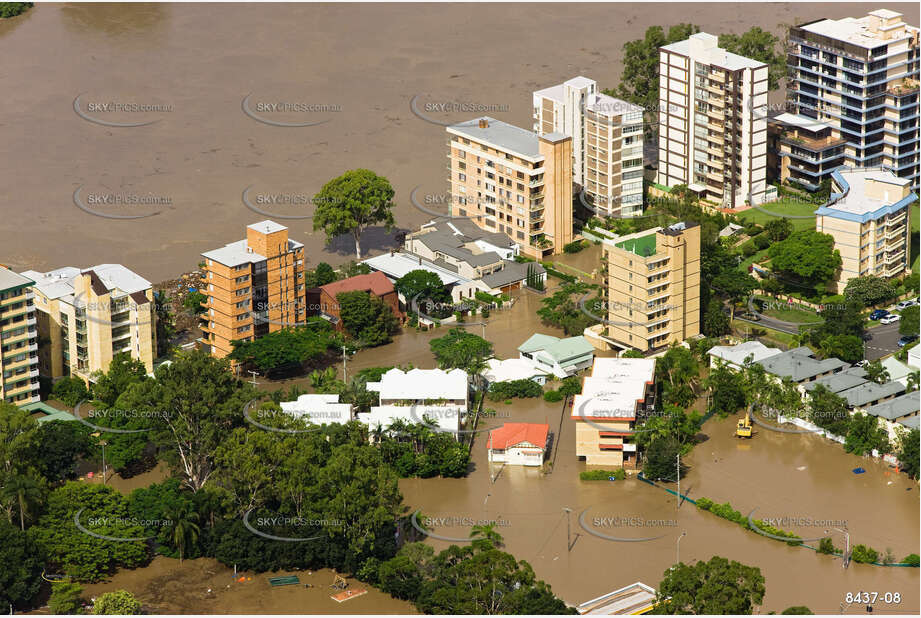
[487,379,543,401]
[543,389,564,402]
[580,469,626,481]
[541,264,577,283]
[695,497,802,546]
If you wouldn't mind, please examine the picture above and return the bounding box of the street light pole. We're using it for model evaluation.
[563,507,572,552]
[826,527,850,568]
[677,531,686,565]
[676,452,680,509]
[99,439,108,486]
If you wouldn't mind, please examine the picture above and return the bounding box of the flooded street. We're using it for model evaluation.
[400,406,919,614]
[1,2,910,280]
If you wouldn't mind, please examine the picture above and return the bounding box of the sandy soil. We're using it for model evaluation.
[2,2,916,281]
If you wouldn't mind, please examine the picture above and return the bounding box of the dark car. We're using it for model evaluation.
[869,309,889,320]
[898,335,919,347]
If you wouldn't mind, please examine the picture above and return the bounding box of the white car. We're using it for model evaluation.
[896,299,919,310]
[880,314,901,325]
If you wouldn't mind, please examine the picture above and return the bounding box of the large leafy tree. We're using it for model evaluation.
[844,413,890,456]
[92,352,149,408]
[899,305,919,336]
[652,556,765,614]
[768,231,841,288]
[643,435,684,482]
[36,420,94,483]
[844,276,897,308]
[118,351,257,492]
[655,345,700,408]
[536,281,598,336]
[0,520,44,611]
[0,403,41,527]
[718,27,785,89]
[712,269,758,320]
[764,218,793,242]
[336,290,399,347]
[818,334,863,364]
[395,269,451,307]
[807,385,849,436]
[895,428,919,480]
[430,328,493,386]
[312,169,395,259]
[705,361,746,417]
[229,320,339,374]
[701,298,730,337]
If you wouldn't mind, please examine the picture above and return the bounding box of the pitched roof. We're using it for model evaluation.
[366,367,468,400]
[320,271,395,298]
[757,347,848,382]
[708,341,782,366]
[804,366,868,394]
[519,333,594,363]
[864,392,919,421]
[839,380,906,409]
[486,423,549,450]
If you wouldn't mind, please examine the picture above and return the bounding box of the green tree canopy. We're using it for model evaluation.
[229,320,339,374]
[0,520,44,611]
[312,169,395,259]
[899,305,919,336]
[718,27,785,89]
[764,218,794,242]
[844,412,890,456]
[652,555,765,614]
[768,231,842,288]
[896,428,919,479]
[395,269,451,307]
[844,275,897,307]
[93,589,142,614]
[336,290,399,347]
[430,328,494,379]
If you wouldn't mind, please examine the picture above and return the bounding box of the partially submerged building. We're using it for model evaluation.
[486,422,550,466]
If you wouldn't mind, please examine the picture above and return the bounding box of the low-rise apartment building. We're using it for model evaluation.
[768,113,848,190]
[447,117,573,257]
[21,264,157,383]
[360,367,469,436]
[657,32,769,207]
[533,76,645,217]
[310,271,403,330]
[199,220,307,359]
[598,222,701,352]
[815,167,915,292]
[785,10,920,191]
[0,267,40,404]
[572,358,656,468]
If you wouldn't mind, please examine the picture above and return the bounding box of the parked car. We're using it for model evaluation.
[896,298,919,310]
[869,309,890,320]
[898,335,919,347]
[880,314,901,325]
[855,359,870,368]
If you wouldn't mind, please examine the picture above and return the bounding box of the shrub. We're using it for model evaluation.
[49,582,84,615]
[580,469,626,481]
[93,590,142,615]
[487,379,543,401]
[563,240,587,254]
[817,537,839,555]
[850,544,878,564]
[902,553,920,567]
[753,234,770,250]
[481,307,490,318]
[741,242,758,257]
[543,389,564,402]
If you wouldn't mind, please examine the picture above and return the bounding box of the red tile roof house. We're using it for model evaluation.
[486,423,550,466]
[308,271,404,331]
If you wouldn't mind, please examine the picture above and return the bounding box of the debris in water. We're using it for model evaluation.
[796,466,806,471]
[852,467,865,474]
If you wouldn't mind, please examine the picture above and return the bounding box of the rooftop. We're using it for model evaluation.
[486,423,550,450]
[757,347,849,382]
[803,366,868,394]
[202,221,303,267]
[519,334,594,364]
[615,232,657,257]
[864,392,919,421]
[367,367,468,401]
[585,92,644,118]
[773,112,834,133]
[362,252,466,286]
[661,32,767,70]
[817,168,914,221]
[839,380,906,409]
[319,271,395,298]
[279,394,352,425]
[571,358,656,420]
[0,266,34,292]
[448,117,543,159]
[21,264,151,302]
[247,220,288,235]
[708,341,783,366]
[799,12,917,49]
[484,358,549,383]
[898,415,919,430]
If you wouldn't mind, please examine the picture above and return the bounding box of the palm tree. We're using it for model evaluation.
[167,506,201,564]
[907,371,920,393]
[2,472,44,531]
[864,360,890,385]
[470,523,503,550]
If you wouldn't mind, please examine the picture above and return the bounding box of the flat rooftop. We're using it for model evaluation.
[615,232,657,257]
[585,93,643,118]
[799,12,917,49]
[661,33,766,70]
[816,168,915,221]
[448,117,543,159]
[774,112,834,133]
[0,267,34,292]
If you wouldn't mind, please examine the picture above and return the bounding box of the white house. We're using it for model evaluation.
[486,423,549,466]
[879,356,913,388]
[358,368,469,435]
[279,394,352,426]
[906,345,920,370]
[707,340,781,370]
[518,334,595,378]
[483,358,550,386]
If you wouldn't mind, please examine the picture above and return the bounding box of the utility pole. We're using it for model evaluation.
[248,370,259,386]
[676,452,680,509]
[342,345,348,382]
[563,507,572,552]
[677,531,686,565]
[99,439,108,486]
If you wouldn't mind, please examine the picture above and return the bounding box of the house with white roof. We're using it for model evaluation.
[20,264,157,382]
[707,341,782,370]
[879,356,913,388]
[906,345,920,370]
[279,394,353,426]
[483,358,550,386]
[518,333,595,378]
[357,367,469,437]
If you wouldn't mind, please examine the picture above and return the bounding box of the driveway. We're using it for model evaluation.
[864,321,903,360]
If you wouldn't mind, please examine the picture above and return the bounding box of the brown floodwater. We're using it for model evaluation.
[400,402,920,615]
[2,3,916,280]
[77,557,416,615]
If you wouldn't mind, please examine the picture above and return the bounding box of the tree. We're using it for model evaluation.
[36,420,94,483]
[0,3,33,19]
[712,270,757,321]
[768,231,841,288]
[807,385,849,436]
[118,350,257,492]
[643,435,683,482]
[51,376,90,406]
[307,262,337,287]
[895,428,919,480]
[656,345,700,408]
[470,523,504,550]
[844,276,896,307]
[1,471,45,531]
[49,581,85,615]
[899,305,919,336]
[863,360,890,385]
[153,290,177,357]
[0,403,41,527]
[430,328,493,385]
[0,520,43,611]
[336,291,399,347]
[182,290,208,315]
[818,334,863,364]
[706,361,746,417]
[844,413,890,456]
[719,27,785,89]
[652,556,765,614]
[764,218,793,242]
[312,169,395,259]
[812,300,865,340]
[229,321,338,374]
[93,589,142,615]
[92,352,149,408]
[395,269,451,307]
[611,24,700,134]
[536,281,598,336]
[166,505,200,563]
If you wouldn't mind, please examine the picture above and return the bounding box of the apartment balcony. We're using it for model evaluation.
[707,83,723,95]
[707,107,723,120]
[884,250,906,264]
[1,381,37,397]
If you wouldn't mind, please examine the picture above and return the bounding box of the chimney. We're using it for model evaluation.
[478,118,488,129]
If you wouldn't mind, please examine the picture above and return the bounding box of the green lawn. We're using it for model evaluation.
[753,295,822,324]
[737,198,818,232]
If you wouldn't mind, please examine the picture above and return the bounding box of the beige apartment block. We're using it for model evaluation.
[447,117,573,258]
[200,220,307,360]
[599,222,701,352]
[657,32,769,208]
[21,264,157,384]
[815,167,915,293]
[0,267,40,404]
[786,10,920,191]
[534,76,645,217]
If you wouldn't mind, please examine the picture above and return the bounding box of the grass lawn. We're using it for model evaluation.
[753,295,822,323]
[737,198,818,232]
[739,248,770,272]
[733,320,801,349]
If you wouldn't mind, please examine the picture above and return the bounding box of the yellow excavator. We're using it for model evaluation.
[736,406,752,438]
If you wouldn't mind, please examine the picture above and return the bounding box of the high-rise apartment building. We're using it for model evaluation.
[657,32,770,208]
[200,220,306,359]
[533,77,645,217]
[447,117,573,257]
[815,167,915,292]
[785,10,920,191]
[0,267,40,405]
[21,264,157,383]
[599,222,700,352]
